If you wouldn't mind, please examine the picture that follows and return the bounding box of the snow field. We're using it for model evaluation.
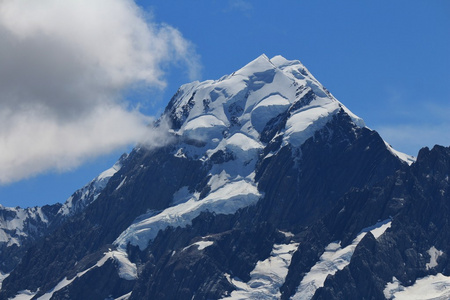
[114,177,261,251]
[384,274,450,300]
[383,245,446,299]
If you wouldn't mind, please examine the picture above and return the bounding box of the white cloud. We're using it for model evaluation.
[0,0,200,184]
[228,0,253,12]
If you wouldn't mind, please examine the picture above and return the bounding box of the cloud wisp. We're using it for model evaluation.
[373,89,450,156]
[378,123,450,157]
[0,0,200,184]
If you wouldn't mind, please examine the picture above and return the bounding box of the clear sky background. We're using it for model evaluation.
[0,0,449,208]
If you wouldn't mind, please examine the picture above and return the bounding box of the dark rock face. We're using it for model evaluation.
[316,146,450,299]
[255,110,402,230]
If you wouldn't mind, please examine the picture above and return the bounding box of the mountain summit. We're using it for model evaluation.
[167,54,364,141]
[2,55,447,300]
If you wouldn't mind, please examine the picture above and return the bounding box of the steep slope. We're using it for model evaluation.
[0,154,126,286]
[56,154,128,218]
[0,55,413,300]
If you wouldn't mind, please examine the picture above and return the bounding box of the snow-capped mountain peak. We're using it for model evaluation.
[165,55,415,167]
[114,55,409,252]
[167,55,366,153]
[233,53,276,76]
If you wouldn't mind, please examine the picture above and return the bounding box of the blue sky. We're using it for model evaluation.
[0,0,449,208]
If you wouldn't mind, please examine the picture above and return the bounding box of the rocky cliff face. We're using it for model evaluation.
[1,55,441,300]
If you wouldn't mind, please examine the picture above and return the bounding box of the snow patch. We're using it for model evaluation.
[291,219,391,300]
[183,241,214,251]
[251,94,290,132]
[384,277,403,299]
[226,133,263,153]
[9,290,37,300]
[97,165,120,181]
[0,229,9,243]
[384,141,416,165]
[279,230,295,238]
[115,292,132,300]
[37,277,76,300]
[283,100,340,148]
[182,114,227,140]
[384,274,450,300]
[208,171,231,193]
[426,246,443,270]
[222,241,299,299]
[0,271,9,290]
[108,249,138,280]
[115,177,127,191]
[171,186,192,206]
[205,133,263,165]
[271,55,303,69]
[174,148,186,158]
